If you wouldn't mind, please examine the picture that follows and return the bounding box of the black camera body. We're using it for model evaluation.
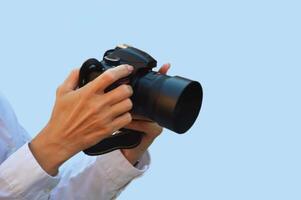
[79,44,157,90]
[79,44,203,155]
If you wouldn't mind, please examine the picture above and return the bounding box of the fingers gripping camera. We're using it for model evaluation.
[79,44,203,155]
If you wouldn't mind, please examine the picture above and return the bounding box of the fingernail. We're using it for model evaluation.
[127,85,133,93]
[127,65,134,72]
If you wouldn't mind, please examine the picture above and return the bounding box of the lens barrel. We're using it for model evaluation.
[132,72,203,134]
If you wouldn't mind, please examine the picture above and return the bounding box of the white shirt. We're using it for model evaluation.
[0,92,150,200]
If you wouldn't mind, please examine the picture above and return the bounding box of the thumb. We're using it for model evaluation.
[59,68,80,95]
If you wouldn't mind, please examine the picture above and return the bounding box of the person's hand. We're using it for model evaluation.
[121,63,171,165]
[29,65,135,176]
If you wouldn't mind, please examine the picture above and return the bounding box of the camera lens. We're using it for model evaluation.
[132,72,203,133]
[170,79,203,133]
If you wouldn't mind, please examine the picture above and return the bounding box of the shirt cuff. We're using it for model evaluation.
[97,149,150,189]
[0,143,60,200]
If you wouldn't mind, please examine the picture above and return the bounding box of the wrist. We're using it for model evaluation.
[29,126,70,176]
[121,149,141,165]
[121,138,153,165]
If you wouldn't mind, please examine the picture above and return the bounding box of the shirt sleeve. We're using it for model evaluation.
[50,149,150,200]
[0,143,60,200]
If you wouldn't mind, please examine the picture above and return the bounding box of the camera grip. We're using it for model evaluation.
[83,129,144,155]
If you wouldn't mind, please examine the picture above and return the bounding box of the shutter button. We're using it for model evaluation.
[104,56,120,66]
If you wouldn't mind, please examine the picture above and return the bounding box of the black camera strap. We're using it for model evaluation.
[83,129,144,155]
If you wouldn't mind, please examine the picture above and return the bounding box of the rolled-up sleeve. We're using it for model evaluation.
[0,143,60,200]
[0,91,151,200]
[50,150,150,200]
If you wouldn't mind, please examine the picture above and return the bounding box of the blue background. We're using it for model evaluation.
[0,0,300,199]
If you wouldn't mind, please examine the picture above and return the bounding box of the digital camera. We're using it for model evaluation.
[79,44,203,155]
